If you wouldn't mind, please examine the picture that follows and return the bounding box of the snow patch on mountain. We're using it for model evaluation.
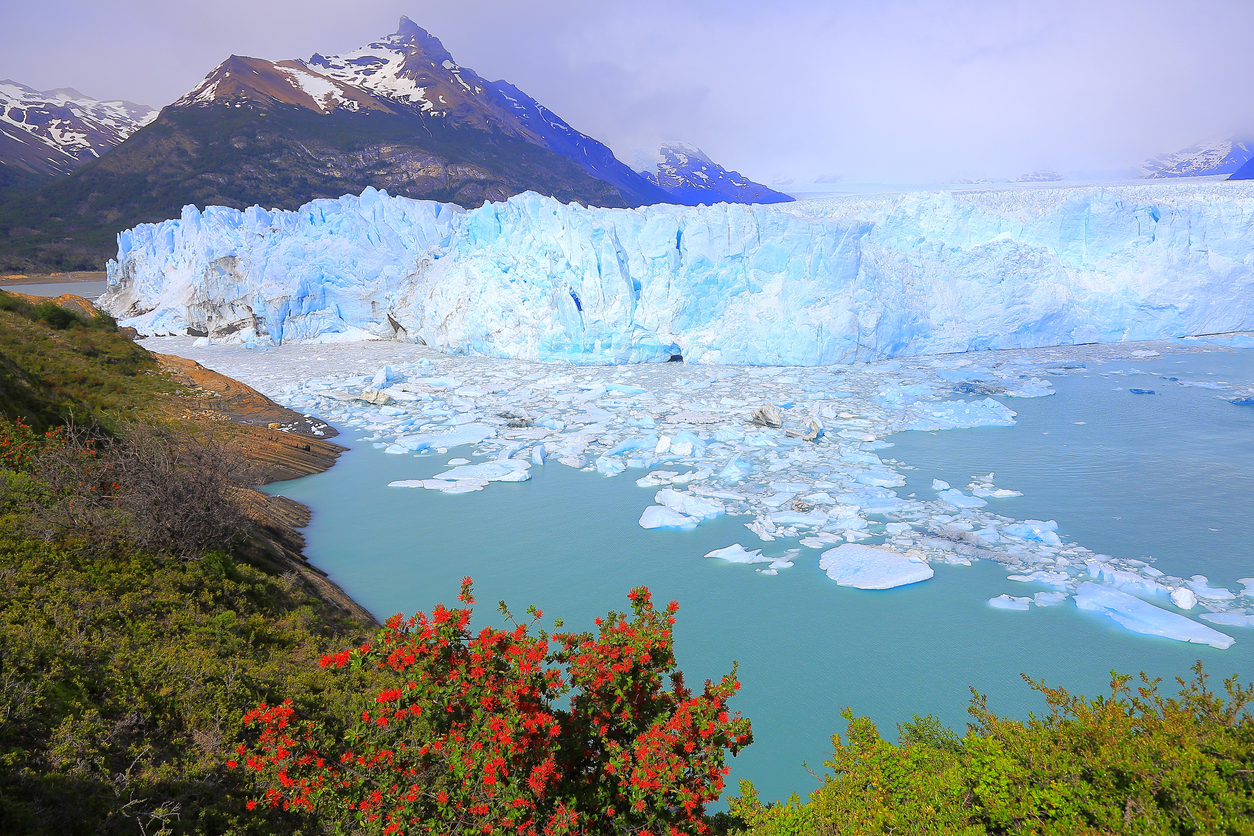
[1141,138,1254,178]
[0,79,154,175]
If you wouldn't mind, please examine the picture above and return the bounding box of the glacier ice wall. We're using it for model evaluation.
[102,182,1254,365]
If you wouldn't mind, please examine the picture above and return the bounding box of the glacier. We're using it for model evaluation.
[102,181,1254,366]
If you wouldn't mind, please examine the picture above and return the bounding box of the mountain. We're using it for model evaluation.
[0,18,662,272]
[1229,155,1254,180]
[485,80,672,206]
[1140,138,1254,178]
[0,80,154,199]
[637,142,792,205]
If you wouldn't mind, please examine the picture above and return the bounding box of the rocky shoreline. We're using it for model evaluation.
[5,288,376,626]
[153,352,375,625]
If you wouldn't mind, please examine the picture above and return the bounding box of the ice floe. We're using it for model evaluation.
[819,544,934,589]
[1075,583,1234,649]
[138,332,1254,647]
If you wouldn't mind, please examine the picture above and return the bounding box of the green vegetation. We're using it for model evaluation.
[2,304,1252,834]
[729,670,1254,835]
[236,582,750,835]
[0,291,173,434]
[0,305,374,834]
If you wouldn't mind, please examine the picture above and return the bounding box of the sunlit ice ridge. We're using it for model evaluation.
[102,181,1254,365]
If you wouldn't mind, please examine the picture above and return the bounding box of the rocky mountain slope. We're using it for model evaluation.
[638,141,792,205]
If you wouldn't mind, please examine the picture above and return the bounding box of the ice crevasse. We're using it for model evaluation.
[102,182,1254,366]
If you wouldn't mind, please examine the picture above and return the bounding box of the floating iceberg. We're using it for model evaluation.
[818,544,935,589]
[989,594,1032,610]
[433,460,531,482]
[655,489,724,520]
[104,182,1254,365]
[639,505,700,530]
[1074,582,1234,649]
[705,544,771,564]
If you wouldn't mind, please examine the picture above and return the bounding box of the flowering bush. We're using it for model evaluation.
[233,579,751,835]
[0,416,68,473]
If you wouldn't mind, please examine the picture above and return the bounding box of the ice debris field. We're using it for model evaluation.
[140,332,1254,651]
[104,181,1254,366]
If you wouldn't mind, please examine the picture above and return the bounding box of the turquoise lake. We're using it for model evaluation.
[264,347,1254,805]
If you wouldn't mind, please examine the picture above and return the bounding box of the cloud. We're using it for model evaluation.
[2,0,1252,182]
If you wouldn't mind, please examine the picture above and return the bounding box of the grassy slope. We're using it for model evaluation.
[0,297,372,835]
[0,292,172,433]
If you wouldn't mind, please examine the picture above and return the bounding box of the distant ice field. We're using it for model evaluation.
[141,333,1254,804]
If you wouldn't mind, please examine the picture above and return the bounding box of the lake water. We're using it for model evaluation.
[258,345,1254,805]
[0,281,108,300]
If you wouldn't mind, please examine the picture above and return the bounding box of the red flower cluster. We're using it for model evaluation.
[234,580,751,835]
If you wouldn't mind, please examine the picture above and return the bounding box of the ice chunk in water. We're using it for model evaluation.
[639,506,700,530]
[989,594,1032,610]
[818,544,934,589]
[1034,591,1068,607]
[395,424,495,452]
[938,489,987,508]
[1199,612,1254,628]
[931,479,951,490]
[434,460,531,482]
[1074,583,1234,649]
[1007,570,1070,590]
[655,489,724,520]
[371,365,404,389]
[705,544,771,564]
[1170,587,1198,610]
[1186,575,1236,600]
[718,455,751,482]
[1002,520,1063,546]
[637,471,678,488]
[595,456,626,477]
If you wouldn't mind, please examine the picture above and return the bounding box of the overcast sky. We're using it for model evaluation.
[3,0,1252,183]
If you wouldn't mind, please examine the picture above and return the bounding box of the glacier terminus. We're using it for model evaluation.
[102,181,1254,365]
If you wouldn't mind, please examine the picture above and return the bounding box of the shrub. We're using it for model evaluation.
[234,580,752,835]
[33,300,82,329]
[729,664,1254,836]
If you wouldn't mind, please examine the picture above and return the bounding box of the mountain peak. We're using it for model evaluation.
[637,141,792,205]
[387,16,455,66]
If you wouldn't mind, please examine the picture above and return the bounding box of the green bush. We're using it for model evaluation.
[33,300,82,329]
[730,668,1254,836]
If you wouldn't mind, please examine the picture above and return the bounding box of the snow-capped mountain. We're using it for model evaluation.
[1230,156,1254,180]
[173,56,391,116]
[637,142,792,205]
[170,17,666,206]
[0,79,154,176]
[1140,138,1254,178]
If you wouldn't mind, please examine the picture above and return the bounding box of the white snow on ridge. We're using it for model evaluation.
[103,181,1254,366]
